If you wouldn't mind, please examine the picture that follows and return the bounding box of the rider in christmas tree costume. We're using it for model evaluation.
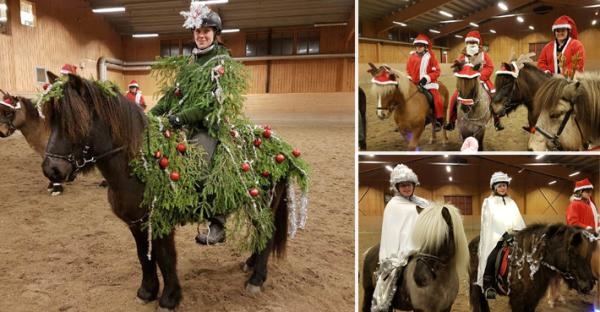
[150,2,309,247]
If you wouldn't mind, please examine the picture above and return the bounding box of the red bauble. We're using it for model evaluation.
[249,188,259,197]
[170,171,180,182]
[216,66,225,76]
[263,129,272,139]
[176,143,186,154]
[241,162,251,172]
[159,157,169,169]
[174,88,182,98]
[230,130,239,138]
[292,148,301,157]
[153,150,162,159]
[164,129,171,138]
[42,83,51,91]
[253,138,262,147]
[275,154,285,163]
[261,170,270,177]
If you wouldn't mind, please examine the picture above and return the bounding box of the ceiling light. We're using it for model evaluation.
[439,10,453,18]
[0,3,7,10]
[429,29,441,34]
[444,154,449,158]
[449,176,453,182]
[548,180,557,185]
[490,29,496,33]
[529,25,535,30]
[517,16,524,23]
[454,34,463,38]
[393,21,407,27]
[469,22,479,27]
[367,154,375,157]
[535,154,545,160]
[196,0,229,4]
[446,165,451,173]
[593,20,598,26]
[132,33,158,38]
[92,7,126,13]
[221,28,240,33]
[314,22,347,27]
[385,165,393,172]
[569,171,581,177]
[439,19,463,24]
[494,14,517,18]
[518,168,525,173]
[583,4,600,8]
[498,2,508,11]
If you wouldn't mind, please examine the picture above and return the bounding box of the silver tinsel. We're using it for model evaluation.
[287,183,309,238]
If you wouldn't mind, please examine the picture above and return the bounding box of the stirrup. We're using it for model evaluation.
[484,288,497,299]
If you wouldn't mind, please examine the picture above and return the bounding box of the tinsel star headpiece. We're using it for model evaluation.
[180,1,212,29]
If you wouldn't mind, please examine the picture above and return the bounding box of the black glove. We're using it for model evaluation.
[168,115,183,129]
[419,77,427,86]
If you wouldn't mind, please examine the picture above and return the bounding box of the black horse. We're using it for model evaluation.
[469,224,597,312]
[40,72,300,310]
[358,87,367,150]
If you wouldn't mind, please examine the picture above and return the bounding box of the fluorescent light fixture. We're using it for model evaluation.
[449,176,453,182]
[196,0,229,4]
[393,21,407,27]
[446,165,451,173]
[429,29,440,34]
[439,10,453,18]
[0,17,6,22]
[367,154,375,157]
[493,14,517,18]
[439,19,463,24]
[517,16,524,23]
[221,28,240,33]
[593,20,598,26]
[385,165,393,172]
[469,22,479,27]
[569,171,581,177]
[490,29,496,33]
[455,34,463,38]
[92,7,126,13]
[529,25,535,30]
[0,3,7,10]
[518,168,525,173]
[548,180,557,185]
[535,154,545,160]
[132,33,159,38]
[583,4,600,8]
[314,22,347,27]
[497,2,508,11]
[444,154,449,158]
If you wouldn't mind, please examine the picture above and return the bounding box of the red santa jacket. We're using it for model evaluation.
[456,52,494,83]
[537,38,585,76]
[126,90,146,110]
[566,197,598,230]
[406,51,440,90]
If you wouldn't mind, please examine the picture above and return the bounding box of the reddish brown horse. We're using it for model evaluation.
[367,63,449,151]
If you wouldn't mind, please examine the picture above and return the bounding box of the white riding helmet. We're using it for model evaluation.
[390,164,420,187]
[490,171,512,189]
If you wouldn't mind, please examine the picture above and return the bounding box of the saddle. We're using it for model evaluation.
[484,232,514,296]
[417,86,436,124]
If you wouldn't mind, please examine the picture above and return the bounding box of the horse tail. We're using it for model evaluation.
[272,179,288,259]
[362,244,379,312]
[468,236,489,312]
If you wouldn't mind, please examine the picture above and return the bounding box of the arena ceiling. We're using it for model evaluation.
[359,0,600,42]
[359,155,600,186]
[85,0,355,36]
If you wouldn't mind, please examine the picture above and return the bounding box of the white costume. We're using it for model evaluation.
[476,172,526,289]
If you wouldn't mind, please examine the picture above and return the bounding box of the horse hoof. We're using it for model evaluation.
[51,191,62,196]
[135,296,153,305]
[245,283,262,296]
[156,306,175,312]
[547,299,555,308]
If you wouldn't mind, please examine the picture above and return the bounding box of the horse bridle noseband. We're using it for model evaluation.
[534,103,587,151]
[495,79,521,117]
[45,144,126,179]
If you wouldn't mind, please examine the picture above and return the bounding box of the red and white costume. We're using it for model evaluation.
[126,80,147,110]
[538,15,585,77]
[60,63,77,75]
[449,31,495,121]
[566,178,599,232]
[406,34,444,119]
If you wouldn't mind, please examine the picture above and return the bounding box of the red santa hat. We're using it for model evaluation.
[60,63,77,75]
[0,96,20,110]
[413,34,433,51]
[454,64,481,79]
[552,15,578,39]
[574,178,593,192]
[371,68,398,85]
[495,62,519,78]
[128,80,140,88]
[465,30,482,45]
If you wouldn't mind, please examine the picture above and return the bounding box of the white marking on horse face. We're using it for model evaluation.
[376,95,389,119]
[528,131,549,151]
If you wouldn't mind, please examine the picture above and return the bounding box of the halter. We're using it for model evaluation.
[495,78,521,117]
[45,143,126,180]
[534,106,587,151]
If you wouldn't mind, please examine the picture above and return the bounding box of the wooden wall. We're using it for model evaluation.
[1,0,122,97]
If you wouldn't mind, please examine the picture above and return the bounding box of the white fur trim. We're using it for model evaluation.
[457,97,475,105]
[465,36,480,43]
[419,52,430,83]
[552,37,571,74]
[413,39,428,45]
[60,69,72,74]
[424,74,431,83]
[454,71,480,79]
[371,77,398,85]
[574,185,594,192]
[552,24,571,30]
[0,100,20,110]
[495,70,517,77]
[423,83,439,89]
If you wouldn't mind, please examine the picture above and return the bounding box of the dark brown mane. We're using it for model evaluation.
[533,77,569,111]
[42,75,147,158]
[16,96,43,122]
[516,63,549,98]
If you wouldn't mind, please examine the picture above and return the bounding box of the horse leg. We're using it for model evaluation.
[242,253,257,272]
[129,226,159,303]
[154,232,182,310]
[469,237,490,312]
[48,182,63,196]
[362,245,379,312]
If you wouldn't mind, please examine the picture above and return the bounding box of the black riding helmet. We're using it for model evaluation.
[195,11,222,35]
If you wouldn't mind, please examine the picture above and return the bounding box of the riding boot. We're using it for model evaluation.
[195,215,226,245]
[434,118,443,132]
[444,100,457,131]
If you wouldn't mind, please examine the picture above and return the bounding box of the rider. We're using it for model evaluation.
[445,30,504,131]
[406,34,444,131]
[478,171,526,299]
[538,15,585,78]
[125,80,147,111]
[371,164,430,312]
[150,3,229,245]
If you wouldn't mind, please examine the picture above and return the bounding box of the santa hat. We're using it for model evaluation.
[574,178,593,192]
[413,34,433,51]
[0,96,20,110]
[128,80,140,88]
[460,136,479,153]
[371,68,398,85]
[60,64,77,75]
[465,30,482,45]
[454,64,481,79]
[495,62,519,78]
[552,15,578,39]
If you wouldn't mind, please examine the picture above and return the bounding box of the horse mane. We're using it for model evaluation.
[412,202,469,275]
[534,77,570,111]
[42,75,147,158]
[572,72,600,138]
[515,63,549,99]
[16,96,43,122]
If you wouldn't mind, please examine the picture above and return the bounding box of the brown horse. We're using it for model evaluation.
[491,55,550,133]
[367,63,448,151]
[452,58,492,151]
[362,203,469,312]
[0,90,66,195]
[529,73,600,151]
[468,224,597,312]
[40,72,300,311]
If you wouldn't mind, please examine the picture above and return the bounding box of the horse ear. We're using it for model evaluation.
[570,231,583,248]
[451,60,462,73]
[367,63,378,76]
[66,73,84,91]
[441,206,452,224]
[473,63,482,71]
[47,71,59,84]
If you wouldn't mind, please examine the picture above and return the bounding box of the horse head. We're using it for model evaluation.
[453,59,481,110]
[0,89,26,137]
[549,226,597,294]
[41,71,144,183]
[368,62,400,120]
[491,62,519,117]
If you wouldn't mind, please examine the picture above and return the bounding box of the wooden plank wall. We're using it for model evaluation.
[1,0,122,97]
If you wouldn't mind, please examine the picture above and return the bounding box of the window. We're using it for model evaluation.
[20,0,34,27]
[0,0,8,34]
[271,31,293,55]
[443,195,473,215]
[35,67,46,83]
[245,32,268,56]
[160,40,180,57]
[529,43,546,61]
[297,31,319,55]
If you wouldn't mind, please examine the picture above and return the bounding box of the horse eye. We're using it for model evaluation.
[549,112,563,119]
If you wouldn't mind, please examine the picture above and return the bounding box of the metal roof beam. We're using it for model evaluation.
[375,0,455,34]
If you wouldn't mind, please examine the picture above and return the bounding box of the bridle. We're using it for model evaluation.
[534,101,587,151]
[0,98,21,136]
[494,78,521,117]
[45,142,125,180]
